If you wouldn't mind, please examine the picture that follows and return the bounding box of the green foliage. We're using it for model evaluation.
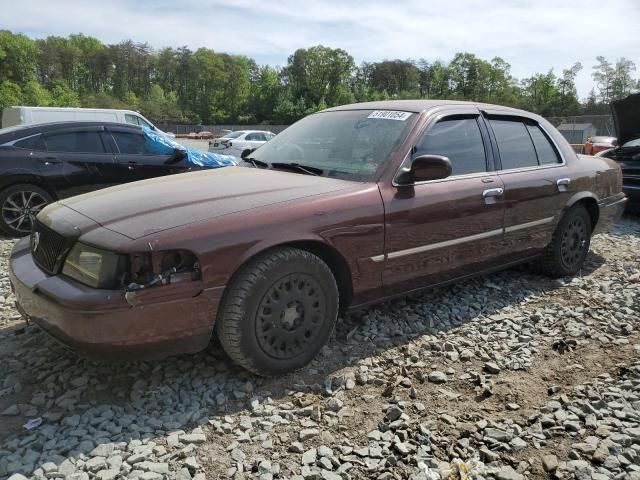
[0,81,23,112]
[0,30,638,126]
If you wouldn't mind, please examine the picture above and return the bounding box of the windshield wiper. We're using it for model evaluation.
[271,162,323,176]
[242,157,269,169]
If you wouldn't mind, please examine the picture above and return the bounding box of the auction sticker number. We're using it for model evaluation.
[367,110,412,121]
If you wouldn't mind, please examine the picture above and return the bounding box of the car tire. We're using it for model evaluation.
[0,184,53,237]
[537,205,592,278]
[215,247,339,376]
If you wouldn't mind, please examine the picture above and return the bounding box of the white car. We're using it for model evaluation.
[208,130,275,157]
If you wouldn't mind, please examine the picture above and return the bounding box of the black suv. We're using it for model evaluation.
[0,122,227,236]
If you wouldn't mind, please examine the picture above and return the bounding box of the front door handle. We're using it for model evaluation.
[482,187,504,205]
[482,188,504,198]
[557,177,571,192]
[37,156,61,165]
[127,162,141,171]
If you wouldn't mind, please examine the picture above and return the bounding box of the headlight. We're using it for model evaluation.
[62,243,127,289]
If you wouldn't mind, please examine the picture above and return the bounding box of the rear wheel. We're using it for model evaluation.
[538,205,592,278]
[0,184,52,237]
[215,248,339,376]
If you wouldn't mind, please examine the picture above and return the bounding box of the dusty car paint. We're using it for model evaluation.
[9,100,627,360]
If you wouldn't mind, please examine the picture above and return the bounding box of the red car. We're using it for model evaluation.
[10,100,626,376]
[583,136,617,155]
[186,131,213,140]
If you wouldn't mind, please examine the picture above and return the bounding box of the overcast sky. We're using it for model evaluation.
[3,0,639,99]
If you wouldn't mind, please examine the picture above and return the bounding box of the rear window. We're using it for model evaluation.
[490,119,538,170]
[224,131,244,139]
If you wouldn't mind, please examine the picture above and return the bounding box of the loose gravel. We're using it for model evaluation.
[0,215,638,480]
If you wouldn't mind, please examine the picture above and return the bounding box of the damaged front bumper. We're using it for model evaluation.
[9,237,224,361]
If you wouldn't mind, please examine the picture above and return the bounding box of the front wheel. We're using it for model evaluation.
[0,184,53,237]
[215,248,339,376]
[537,205,592,278]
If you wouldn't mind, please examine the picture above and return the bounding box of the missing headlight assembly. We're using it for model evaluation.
[61,243,200,294]
[126,250,200,291]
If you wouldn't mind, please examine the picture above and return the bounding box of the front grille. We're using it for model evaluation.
[31,221,72,274]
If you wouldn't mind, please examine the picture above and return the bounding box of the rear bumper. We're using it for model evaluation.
[9,238,224,361]
[594,192,627,234]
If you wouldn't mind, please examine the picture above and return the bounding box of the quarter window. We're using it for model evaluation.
[489,119,538,169]
[44,131,106,154]
[526,124,561,164]
[415,117,487,176]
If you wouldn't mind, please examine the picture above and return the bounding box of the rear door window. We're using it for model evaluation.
[489,119,538,169]
[44,131,106,153]
[415,116,487,176]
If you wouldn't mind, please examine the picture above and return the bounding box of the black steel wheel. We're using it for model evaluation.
[256,273,326,360]
[537,204,592,278]
[216,248,339,376]
[560,215,588,270]
[0,184,52,237]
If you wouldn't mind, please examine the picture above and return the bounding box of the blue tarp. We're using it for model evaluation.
[142,126,237,168]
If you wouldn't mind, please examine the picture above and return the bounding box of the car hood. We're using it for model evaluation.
[611,93,640,146]
[58,167,355,239]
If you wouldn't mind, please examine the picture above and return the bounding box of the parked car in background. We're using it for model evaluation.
[208,130,275,157]
[186,131,214,140]
[0,122,236,236]
[596,93,640,212]
[1,106,172,135]
[583,136,617,155]
[9,100,625,376]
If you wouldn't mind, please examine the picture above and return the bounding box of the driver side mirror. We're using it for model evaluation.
[172,148,186,160]
[395,154,452,185]
[165,148,187,165]
[241,148,257,159]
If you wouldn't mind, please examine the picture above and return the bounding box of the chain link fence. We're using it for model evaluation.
[545,115,614,152]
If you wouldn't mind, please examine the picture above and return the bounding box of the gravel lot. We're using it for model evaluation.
[0,215,639,480]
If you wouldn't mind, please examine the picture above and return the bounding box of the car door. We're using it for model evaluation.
[379,109,506,296]
[245,132,267,149]
[107,127,191,182]
[484,113,571,259]
[37,126,121,197]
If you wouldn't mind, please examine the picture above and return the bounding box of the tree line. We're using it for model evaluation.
[0,30,638,126]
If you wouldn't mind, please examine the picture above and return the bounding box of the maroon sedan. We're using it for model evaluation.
[10,100,626,376]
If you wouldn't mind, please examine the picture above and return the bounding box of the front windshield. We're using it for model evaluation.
[250,110,416,181]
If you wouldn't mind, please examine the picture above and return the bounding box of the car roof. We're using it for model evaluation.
[323,99,528,115]
[0,121,141,141]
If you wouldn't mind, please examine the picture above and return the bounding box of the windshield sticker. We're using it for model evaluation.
[367,110,412,121]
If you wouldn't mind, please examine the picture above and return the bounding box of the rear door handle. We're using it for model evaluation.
[557,177,571,191]
[127,162,141,171]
